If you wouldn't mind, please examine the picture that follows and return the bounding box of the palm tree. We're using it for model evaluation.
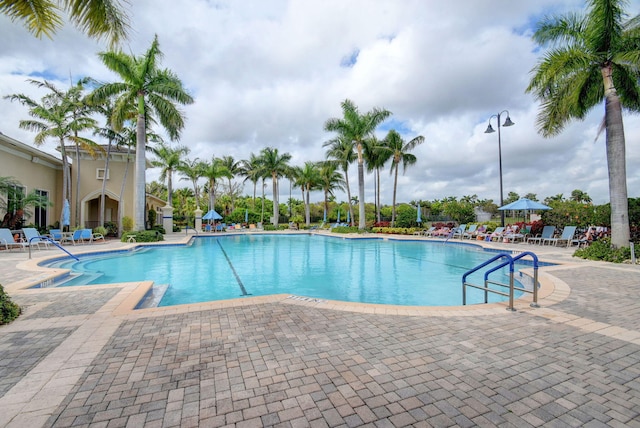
[324,136,356,226]
[220,155,241,211]
[150,142,190,207]
[526,0,640,248]
[239,153,264,209]
[363,136,392,223]
[1,0,129,46]
[324,99,391,229]
[380,130,425,226]
[201,157,231,213]
[259,147,292,227]
[5,79,96,228]
[294,162,321,226]
[317,162,346,223]
[65,77,102,226]
[179,158,207,210]
[91,35,194,231]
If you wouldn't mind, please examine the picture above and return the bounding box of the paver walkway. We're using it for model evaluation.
[0,233,639,427]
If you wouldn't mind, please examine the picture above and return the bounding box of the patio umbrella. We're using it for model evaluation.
[62,199,70,230]
[202,209,223,221]
[337,209,340,223]
[323,208,327,223]
[498,198,551,222]
[346,210,350,224]
[416,204,422,223]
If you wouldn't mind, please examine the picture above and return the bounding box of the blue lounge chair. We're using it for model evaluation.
[23,227,51,249]
[543,226,577,247]
[527,226,555,245]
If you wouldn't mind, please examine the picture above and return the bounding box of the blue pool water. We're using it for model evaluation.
[45,234,530,307]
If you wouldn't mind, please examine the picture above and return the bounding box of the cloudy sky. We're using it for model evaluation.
[2,0,640,206]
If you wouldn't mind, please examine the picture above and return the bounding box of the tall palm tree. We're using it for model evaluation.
[380,130,425,226]
[317,162,346,223]
[220,155,241,211]
[65,77,102,226]
[201,157,231,213]
[294,162,321,226]
[91,35,194,231]
[259,147,291,227]
[526,0,640,248]
[324,136,356,226]
[150,142,190,207]
[5,79,96,228]
[1,0,130,46]
[363,136,392,223]
[179,158,206,210]
[324,99,391,229]
[239,152,263,209]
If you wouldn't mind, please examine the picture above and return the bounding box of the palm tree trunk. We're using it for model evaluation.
[74,139,81,227]
[376,167,381,223]
[99,137,113,227]
[167,169,173,207]
[392,161,399,227]
[602,65,630,248]
[272,174,279,226]
[134,110,147,231]
[344,166,353,226]
[59,137,69,228]
[357,143,365,230]
[304,186,310,226]
[118,144,132,237]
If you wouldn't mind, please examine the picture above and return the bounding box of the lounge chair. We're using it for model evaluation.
[0,228,27,251]
[62,229,84,245]
[431,227,451,238]
[543,225,577,247]
[527,226,555,245]
[48,229,63,241]
[422,226,437,236]
[506,226,531,243]
[488,226,505,242]
[462,224,477,239]
[23,227,51,249]
[452,224,467,239]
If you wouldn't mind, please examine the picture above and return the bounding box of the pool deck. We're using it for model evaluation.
[0,231,639,427]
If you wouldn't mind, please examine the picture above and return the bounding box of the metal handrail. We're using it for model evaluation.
[462,251,540,311]
[28,236,79,261]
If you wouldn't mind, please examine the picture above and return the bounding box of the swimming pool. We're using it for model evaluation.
[45,234,530,307]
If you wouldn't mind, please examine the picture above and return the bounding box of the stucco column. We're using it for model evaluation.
[161,205,174,234]
[194,208,203,232]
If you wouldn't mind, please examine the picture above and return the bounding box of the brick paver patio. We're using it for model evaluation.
[0,233,638,427]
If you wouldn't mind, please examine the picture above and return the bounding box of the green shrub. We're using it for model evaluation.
[93,226,107,237]
[574,239,631,263]
[147,209,157,227]
[122,216,134,232]
[371,227,417,235]
[331,226,361,234]
[120,230,164,243]
[0,283,20,325]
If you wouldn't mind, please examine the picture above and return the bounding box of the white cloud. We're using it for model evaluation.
[1,0,638,206]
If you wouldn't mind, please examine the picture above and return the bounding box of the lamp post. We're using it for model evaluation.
[484,110,514,227]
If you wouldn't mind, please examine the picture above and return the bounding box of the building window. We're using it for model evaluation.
[96,168,110,180]
[6,184,26,216]
[34,189,48,228]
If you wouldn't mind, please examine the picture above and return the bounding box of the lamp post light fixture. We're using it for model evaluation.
[484,110,514,227]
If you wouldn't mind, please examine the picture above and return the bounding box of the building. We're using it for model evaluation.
[0,131,163,233]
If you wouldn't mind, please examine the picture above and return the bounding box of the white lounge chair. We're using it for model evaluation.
[23,227,51,249]
[544,225,577,247]
[0,228,27,251]
[528,226,555,245]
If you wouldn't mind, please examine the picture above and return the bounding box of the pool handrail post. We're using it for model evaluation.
[508,251,540,308]
[462,253,513,305]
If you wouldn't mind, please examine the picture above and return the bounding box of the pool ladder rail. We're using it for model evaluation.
[462,251,539,311]
[28,236,79,261]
